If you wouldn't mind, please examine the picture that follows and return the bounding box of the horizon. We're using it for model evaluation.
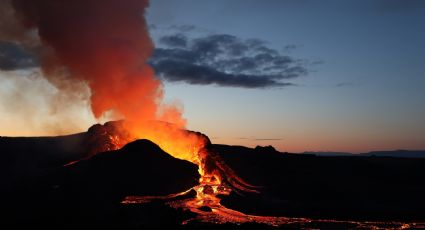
[1,120,424,154]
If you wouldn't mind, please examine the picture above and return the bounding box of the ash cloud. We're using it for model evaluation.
[150,32,309,88]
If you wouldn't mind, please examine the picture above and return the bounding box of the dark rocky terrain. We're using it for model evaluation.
[1,135,199,228]
[1,124,425,229]
[214,144,425,222]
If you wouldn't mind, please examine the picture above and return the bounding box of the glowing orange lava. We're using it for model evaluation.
[94,120,253,217]
[90,121,424,229]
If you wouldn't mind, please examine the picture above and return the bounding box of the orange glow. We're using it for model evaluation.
[11,0,218,180]
[114,120,210,175]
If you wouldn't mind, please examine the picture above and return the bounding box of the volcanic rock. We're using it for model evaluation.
[0,121,126,172]
[56,139,200,197]
[3,139,200,227]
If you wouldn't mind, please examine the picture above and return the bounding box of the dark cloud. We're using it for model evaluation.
[1,24,311,88]
[150,31,309,88]
[0,41,38,70]
[152,59,294,88]
[159,34,188,47]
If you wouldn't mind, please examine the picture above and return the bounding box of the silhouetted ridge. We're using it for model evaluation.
[69,139,200,196]
[121,139,172,159]
[254,145,278,154]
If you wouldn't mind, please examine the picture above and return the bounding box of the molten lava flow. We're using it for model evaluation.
[118,121,260,200]
[121,140,425,229]
[80,118,255,220]
[110,120,265,224]
[85,120,228,198]
[121,122,237,206]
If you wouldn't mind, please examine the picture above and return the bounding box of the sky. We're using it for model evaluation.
[145,0,425,153]
[1,0,425,153]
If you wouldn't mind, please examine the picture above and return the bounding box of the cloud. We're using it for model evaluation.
[150,31,309,88]
[335,82,355,87]
[1,23,311,89]
[159,34,188,48]
[0,42,38,70]
[152,59,294,88]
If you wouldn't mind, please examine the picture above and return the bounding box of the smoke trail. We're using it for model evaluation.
[3,0,209,165]
[10,0,185,126]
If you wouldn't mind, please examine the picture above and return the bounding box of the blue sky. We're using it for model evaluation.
[145,0,425,152]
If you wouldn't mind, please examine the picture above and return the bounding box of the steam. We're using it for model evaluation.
[1,0,187,136]
[0,70,95,136]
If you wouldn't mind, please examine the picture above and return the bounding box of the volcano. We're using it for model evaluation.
[1,122,425,229]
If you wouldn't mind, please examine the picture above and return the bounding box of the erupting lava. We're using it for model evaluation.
[93,120,257,211]
[116,121,265,225]
[9,0,258,217]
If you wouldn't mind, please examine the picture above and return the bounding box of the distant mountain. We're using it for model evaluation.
[360,150,425,158]
[302,150,425,158]
[302,151,353,157]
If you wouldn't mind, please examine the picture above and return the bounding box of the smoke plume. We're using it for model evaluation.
[1,0,207,165]
[9,0,184,126]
